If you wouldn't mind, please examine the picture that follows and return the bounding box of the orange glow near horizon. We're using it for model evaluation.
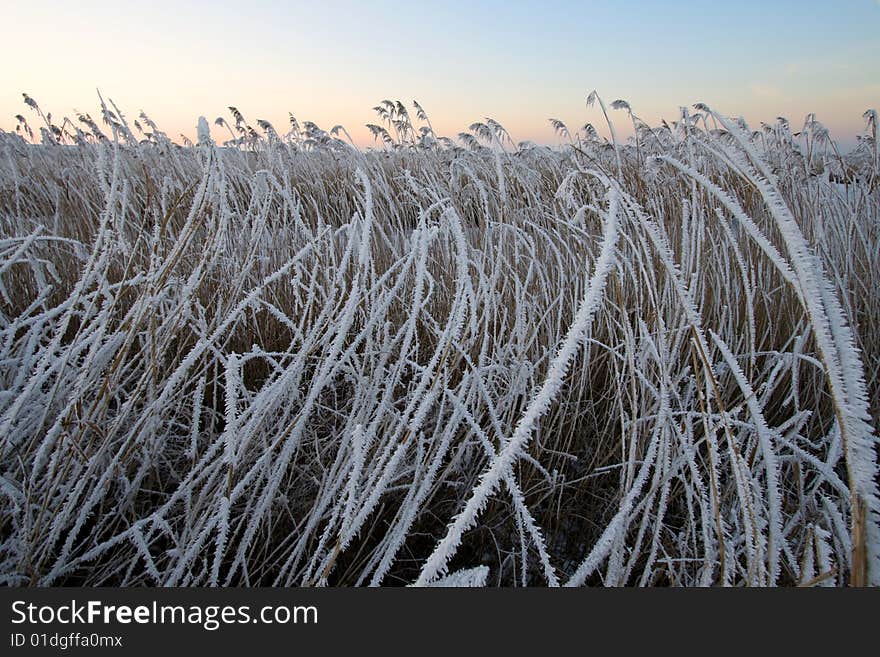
[2,1,878,149]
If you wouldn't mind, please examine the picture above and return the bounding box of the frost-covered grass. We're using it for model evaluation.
[1,96,879,586]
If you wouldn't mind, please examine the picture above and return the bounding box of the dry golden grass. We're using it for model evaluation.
[0,97,878,586]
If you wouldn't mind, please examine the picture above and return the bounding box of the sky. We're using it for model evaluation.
[1,0,878,148]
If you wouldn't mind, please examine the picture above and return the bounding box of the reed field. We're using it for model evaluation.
[1,94,878,586]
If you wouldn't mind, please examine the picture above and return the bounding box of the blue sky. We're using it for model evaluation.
[2,0,878,146]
